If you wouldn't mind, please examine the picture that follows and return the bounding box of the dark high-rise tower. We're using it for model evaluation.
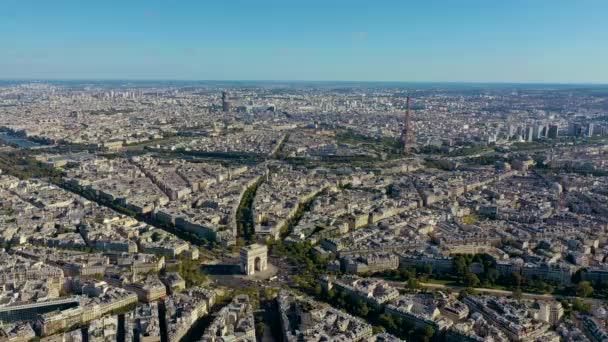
[402,96,415,155]
[222,91,230,112]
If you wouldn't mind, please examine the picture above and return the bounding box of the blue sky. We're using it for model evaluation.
[1,0,607,83]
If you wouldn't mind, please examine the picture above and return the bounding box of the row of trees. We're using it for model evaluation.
[235,178,264,244]
[448,254,596,299]
[163,255,208,287]
[370,253,598,301]
[315,286,435,342]
[267,239,327,279]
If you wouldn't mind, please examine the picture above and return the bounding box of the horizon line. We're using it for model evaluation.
[1,78,608,86]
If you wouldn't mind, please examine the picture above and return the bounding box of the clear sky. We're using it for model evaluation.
[1,0,607,83]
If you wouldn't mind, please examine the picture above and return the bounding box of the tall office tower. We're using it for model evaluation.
[533,124,545,140]
[222,91,230,112]
[401,96,415,155]
[525,126,534,142]
[507,124,516,139]
[548,124,559,139]
[587,123,595,137]
[568,122,584,136]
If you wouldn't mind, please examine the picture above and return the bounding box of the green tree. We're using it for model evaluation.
[336,292,347,308]
[423,263,433,276]
[513,287,523,300]
[465,287,478,298]
[572,299,592,314]
[422,326,435,342]
[407,278,420,290]
[263,288,276,300]
[372,325,386,334]
[313,284,322,296]
[464,272,480,287]
[486,268,499,285]
[355,300,370,317]
[510,272,523,287]
[454,255,467,276]
[327,288,336,300]
[576,281,594,298]
[256,322,265,336]
[399,268,415,281]
[532,279,554,294]
[378,314,397,331]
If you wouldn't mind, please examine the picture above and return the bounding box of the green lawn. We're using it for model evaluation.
[423,278,460,286]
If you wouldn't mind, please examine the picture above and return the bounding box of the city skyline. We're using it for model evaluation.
[2,0,608,83]
[1,66,607,342]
